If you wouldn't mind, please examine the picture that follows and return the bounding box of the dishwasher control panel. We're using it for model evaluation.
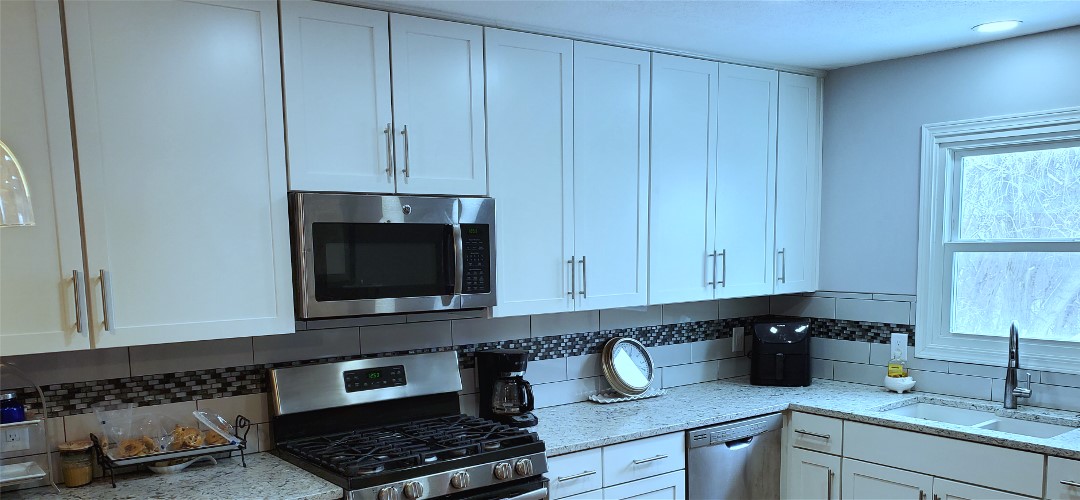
[687,413,783,448]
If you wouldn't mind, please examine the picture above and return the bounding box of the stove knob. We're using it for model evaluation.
[514,458,534,476]
[449,470,470,490]
[377,486,399,500]
[493,462,512,480]
[402,481,424,499]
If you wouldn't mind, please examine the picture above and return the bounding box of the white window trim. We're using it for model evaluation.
[915,106,1080,374]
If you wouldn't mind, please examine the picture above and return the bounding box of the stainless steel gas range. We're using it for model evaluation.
[268,352,548,500]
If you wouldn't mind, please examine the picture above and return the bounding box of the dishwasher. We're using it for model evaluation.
[687,413,784,499]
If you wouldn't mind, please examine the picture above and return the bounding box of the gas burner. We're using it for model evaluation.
[423,455,438,463]
[348,455,389,476]
[482,441,501,451]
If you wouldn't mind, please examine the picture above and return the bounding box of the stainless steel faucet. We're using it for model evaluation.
[1004,323,1032,409]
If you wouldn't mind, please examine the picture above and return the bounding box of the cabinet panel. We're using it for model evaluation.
[573,42,650,311]
[715,63,777,298]
[789,411,843,455]
[66,0,294,347]
[602,470,685,500]
[842,458,933,500]
[0,0,88,355]
[602,432,684,487]
[390,14,486,195]
[549,448,604,499]
[933,478,1030,500]
[281,1,393,193]
[784,448,840,500]
[774,72,820,294]
[648,54,718,304]
[1048,456,1080,500]
[485,29,575,317]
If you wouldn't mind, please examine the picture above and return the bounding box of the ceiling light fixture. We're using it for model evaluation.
[972,20,1022,33]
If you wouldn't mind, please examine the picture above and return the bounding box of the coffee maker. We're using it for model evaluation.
[476,349,537,427]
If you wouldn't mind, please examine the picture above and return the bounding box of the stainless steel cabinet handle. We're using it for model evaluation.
[383,123,394,179]
[631,454,668,465]
[919,490,925,500]
[1062,480,1080,488]
[400,125,411,178]
[578,256,587,298]
[933,494,941,500]
[827,469,834,499]
[72,270,86,334]
[718,249,727,288]
[707,251,717,286]
[557,470,597,482]
[567,256,575,297]
[452,225,463,295]
[777,248,786,283]
[794,429,830,440]
[99,269,113,331]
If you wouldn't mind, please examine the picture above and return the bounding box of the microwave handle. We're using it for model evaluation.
[452,224,464,296]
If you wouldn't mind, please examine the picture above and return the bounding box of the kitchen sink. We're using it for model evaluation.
[881,401,1077,439]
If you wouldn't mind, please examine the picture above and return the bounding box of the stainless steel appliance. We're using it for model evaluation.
[269,351,548,500]
[750,317,812,387]
[476,350,537,428]
[687,413,783,499]
[289,193,495,319]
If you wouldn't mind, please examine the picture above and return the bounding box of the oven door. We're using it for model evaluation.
[292,193,494,318]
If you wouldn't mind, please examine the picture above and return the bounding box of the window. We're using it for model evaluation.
[916,107,1080,374]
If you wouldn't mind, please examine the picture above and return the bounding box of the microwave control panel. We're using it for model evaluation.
[460,224,490,294]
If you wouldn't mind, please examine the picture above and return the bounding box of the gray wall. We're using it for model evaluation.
[819,26,1080,295]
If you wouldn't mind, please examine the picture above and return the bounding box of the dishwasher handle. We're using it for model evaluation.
[724,436,754,450]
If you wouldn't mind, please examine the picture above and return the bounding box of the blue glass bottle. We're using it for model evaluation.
[0,391,26,424]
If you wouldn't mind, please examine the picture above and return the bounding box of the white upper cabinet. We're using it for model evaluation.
[775,72,821,294]
[390,14,487,196]
[573,42,651,311]
[281,2,393,193]
[715,63,778,298]
[648,54,719,305]
[485,29,576,317]
[0,0,88,355]
[65,0,294,347]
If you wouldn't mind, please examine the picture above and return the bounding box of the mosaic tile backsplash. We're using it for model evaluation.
[13,316,901,417]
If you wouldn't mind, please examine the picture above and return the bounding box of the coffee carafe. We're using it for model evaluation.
[476,349,538,427]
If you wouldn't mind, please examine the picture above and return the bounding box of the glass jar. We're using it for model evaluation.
[0,391,26,424]
[58,440,94,487]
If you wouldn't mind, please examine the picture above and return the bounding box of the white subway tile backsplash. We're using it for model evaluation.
[130,338,253,376]
[663,361,719,387]
[690,339,741,362]
[993,381,1080,412]
[811,359,835,380]
[196,393,268,425]
[459,368,477,394]
[527,357,568,384]
[599,306,662,330]
[872,293,916,302]
[302,315,405,330]
[833,361,884,386]
[949,362,1021,380]
[718,297,770,319]
[647,343,692,368]
[801,291,874,300]
[359,321,452,354]
[908,369,993,400]
[407,310,486,323]
[771,295,835,319]
[459,394,479,417]
[256,422,274,452]
[533,377,599,408]
[662,301,719,325]
[835,298,910,325]
[252,327,359,365]
[717,357,751,380]
[565,354,601,380]
[451,316,530,345]
[810,338,871,364]
[1041,371,1080,388]
[530,311,600,338]
[869,344,948,373]
[0,348,130,389]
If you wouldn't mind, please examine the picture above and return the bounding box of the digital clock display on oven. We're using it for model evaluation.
[343,365,406,392]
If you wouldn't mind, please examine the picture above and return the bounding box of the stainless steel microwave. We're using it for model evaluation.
[289,193,495,319]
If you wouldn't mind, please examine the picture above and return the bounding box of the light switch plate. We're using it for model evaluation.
[732,326,745,352]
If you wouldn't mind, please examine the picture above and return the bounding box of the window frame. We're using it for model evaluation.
[916,107,1080,374]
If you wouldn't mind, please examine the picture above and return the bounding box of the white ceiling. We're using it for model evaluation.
[364,0,1080,71]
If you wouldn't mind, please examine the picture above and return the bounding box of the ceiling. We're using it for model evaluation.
[363,0,1080,71]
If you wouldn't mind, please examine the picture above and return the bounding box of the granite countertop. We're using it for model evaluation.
[533,377,1080,459]
[6,452,342,500]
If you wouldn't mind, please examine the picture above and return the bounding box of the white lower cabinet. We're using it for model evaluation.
[842,458,933,500]
[786,448,840,500]
[549,448,604,499]
[934,478,1030,500]
[602,470,686,500]
[549,432,685,500]
[1048,456,1080,500]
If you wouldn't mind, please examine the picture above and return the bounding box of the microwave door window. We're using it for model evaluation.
[312,223,453,301]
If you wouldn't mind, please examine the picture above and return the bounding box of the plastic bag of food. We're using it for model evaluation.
[92,402,134,457]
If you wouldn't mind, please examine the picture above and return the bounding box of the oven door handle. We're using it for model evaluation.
[501,486,548,500]
[452,224,464,296]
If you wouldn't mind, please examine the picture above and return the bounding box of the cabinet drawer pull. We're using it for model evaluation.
[826,469,834,499]
[383,123,395,179]
[72,270,86,334]
[99,269,114,332]
[1062,480,1080,488]
[794,429,831,440]
[631,454,669,465]
[556,470,596,482]
[400,125,411,178]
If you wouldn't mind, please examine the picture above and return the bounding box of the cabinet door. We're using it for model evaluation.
[932,478,1030,500]
[715,63,778,298]
[842,458,933,500]
[573,42,650,311]
[1048,456,1080,500]
[0,0,89,355]
[485,29,576,317]
[389,14,486,195]
[784,447,840,500]
[280,1,393,193]
[648,54,718,304]
[65,0,294,347]
[602,470,686,500]
[774,72,821,294]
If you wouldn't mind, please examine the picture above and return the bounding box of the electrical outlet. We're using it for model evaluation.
[732,326,745,352]
[3,427,30,452]
[891,333,909,362]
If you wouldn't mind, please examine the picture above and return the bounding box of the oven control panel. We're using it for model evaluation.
[343,365,406,392]
[460,224,490,294]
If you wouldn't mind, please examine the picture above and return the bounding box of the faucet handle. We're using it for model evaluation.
[1013,372,1033,399]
